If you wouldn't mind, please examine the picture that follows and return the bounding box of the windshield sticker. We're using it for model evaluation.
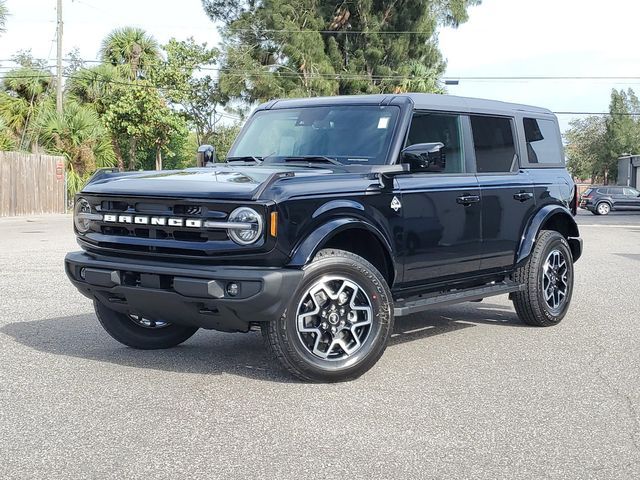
[378,117,390,129]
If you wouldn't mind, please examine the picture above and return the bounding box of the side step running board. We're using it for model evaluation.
[394,281,524,317]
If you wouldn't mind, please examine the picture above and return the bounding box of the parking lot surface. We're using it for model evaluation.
[1,213,639,479]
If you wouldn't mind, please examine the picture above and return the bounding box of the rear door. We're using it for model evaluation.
[470,115,536,271]
[396,111,482,285]
[609,187,627,209]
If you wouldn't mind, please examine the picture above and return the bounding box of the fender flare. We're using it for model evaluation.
[287,217,398,279]
[516,205,581,265]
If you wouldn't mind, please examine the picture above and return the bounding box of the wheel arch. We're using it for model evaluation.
[287,218,397,286]
[516,205,582,265]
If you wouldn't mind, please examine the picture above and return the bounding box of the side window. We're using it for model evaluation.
[610,187,623,195]
[406,113,465,173]
[523,118,564,165]
[624,188,639,197]
[597,188,610,195]
[470,116,517,173]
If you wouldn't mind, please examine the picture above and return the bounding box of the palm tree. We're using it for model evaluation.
[0,1,8,34]
[99,27,161,80]
[0,68,53,150]
[0,117,16,150]
[32,100,117,194]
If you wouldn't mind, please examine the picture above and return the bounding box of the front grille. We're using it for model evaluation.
[80,195,261,257]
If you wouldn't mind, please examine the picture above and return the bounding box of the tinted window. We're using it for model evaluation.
[406,113,465,173]
[583,188,593,196]
[596,188,609,195]
[624,188,639,196]
[610,187,624,195]
[470,116,517,173]
[523,118,563,165]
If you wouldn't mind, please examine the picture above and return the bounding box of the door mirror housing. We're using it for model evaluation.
[401,142,446,172]
[197,144,217,167]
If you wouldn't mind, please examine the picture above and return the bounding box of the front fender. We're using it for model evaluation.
[287,217,396,272]
[516,205,581,265]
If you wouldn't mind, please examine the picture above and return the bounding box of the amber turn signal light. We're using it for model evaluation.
[270,211,278,237]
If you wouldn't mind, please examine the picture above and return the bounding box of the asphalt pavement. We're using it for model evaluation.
[0,214,639,479]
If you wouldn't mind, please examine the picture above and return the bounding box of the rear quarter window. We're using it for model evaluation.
[523,118,564,166]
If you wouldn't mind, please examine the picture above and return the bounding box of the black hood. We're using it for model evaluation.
[82,165,335,200]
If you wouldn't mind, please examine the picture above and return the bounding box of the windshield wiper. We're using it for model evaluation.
[279,156,343,166]
[226,156,263,164]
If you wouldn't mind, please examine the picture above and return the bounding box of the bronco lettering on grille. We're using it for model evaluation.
[103,215,203,228]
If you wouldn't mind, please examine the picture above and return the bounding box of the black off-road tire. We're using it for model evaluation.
[94,300,199,349]
[512,230,574,327]
[262,249,394,383]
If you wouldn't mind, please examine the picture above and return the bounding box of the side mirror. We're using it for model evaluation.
[401,142,446,172]
[197,144,217,167]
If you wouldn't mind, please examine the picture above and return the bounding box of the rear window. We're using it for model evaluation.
[583,188,593,196]
[523,118,564,166]
[470,116,517,173]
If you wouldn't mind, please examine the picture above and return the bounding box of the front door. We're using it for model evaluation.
[469,115,536,271]
[396,112,482,285]
[621,187,640,209]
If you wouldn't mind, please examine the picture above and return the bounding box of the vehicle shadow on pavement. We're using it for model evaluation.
[390,302,525,346]
[1,303,523,382]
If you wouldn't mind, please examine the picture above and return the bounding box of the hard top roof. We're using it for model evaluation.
[259,93,554,117]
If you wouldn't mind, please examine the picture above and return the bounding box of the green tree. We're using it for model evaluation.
[564,116,607,182]
[98,28,166,167]
[33,100,116,194]
[0,117,15,150]
[0,67,53,150]
[100,27,161,80]
[203,0,480,104]
[153,38,224,146]
[604,88,640,182]
[102,82,187,171]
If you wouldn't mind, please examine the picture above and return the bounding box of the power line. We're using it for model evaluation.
[227,28,439,35]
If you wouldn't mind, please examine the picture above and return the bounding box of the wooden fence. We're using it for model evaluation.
[0,152,66,217]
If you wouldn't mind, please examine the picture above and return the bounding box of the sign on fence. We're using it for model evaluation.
[0,152,66,217]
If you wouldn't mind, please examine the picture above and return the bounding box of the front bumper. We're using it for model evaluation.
[65,251,303,332]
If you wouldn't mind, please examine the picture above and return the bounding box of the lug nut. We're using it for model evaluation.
[226,282,240,297]
[331,326,337,334]
[321,322,329,330]
[321,310,327,318]
[339,292,349,305]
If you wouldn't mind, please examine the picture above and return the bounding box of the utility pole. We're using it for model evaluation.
[56,0,63,115]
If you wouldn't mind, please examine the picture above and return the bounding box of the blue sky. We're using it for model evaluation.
[1,0,638,132]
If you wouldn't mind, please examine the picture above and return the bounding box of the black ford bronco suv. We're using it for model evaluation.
[65,94,582,382]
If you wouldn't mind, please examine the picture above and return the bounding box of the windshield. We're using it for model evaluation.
[229,105,400,165]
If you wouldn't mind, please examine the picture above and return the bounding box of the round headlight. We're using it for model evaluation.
[227,207,263,245]
[74,197,93,233]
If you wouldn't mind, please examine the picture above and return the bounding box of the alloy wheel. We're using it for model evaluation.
[541,249,570,313]
[296,276,373,361]
[597,203,610,215]
[127,314,171,329]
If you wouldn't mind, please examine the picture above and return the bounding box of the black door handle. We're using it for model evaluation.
[514,192,534,202]
[456,195,481,206]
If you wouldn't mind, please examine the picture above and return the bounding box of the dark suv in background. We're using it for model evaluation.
[580,186,640,215]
